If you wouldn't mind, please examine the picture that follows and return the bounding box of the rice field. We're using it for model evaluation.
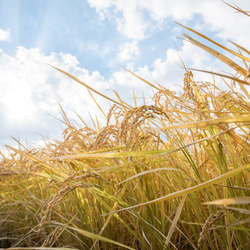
[0,3,250,250]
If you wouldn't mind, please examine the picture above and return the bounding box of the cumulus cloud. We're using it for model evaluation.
[87,0,151,39]
[87,0,250,45]
[0,47,112,148]
[0,28,10,41]
[118,41,140,62]
[132,41,216,89]
[87,0,113,11]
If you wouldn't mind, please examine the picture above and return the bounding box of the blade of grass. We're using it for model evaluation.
[41,149,167,161]
[161,115,250,129]
[132,87,137,107]
[203,197,250,205]
[155,127,235,157]
[90,181,145,250]
[87,88,107,119]
[118,167,184,185]
[187,68,250,86]
[122,66,161,91]
[182,33,247,76]
[176,22,250,63]
[50,65,132,110]
[5,145,68,179]
[165,194,187,246]
[104,163,250,215]
[222,1,250,17]
[225,207,250,215]
[53,223,135,250]
[229,40,250,56]
[112,89,133,108]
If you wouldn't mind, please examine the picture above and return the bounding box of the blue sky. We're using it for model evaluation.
[0,0,249,151]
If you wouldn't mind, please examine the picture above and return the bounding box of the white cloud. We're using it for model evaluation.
[87,0,113,11]
[134,41,215,89]
[0,28,10,41]
[196,1,250,47]
[87,0,151,39]
[87,0,250,45]
[118,41,140,61]
[86,0,250,84]
[0,47,112,148]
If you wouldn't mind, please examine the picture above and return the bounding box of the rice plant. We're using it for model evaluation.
[0,2,249,249]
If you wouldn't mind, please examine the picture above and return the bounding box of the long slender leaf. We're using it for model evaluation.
[182,33,247,76]
[188,68,250,86]
[122,66,161,91]
[161,114,250,129]
[176,22,250,62]
[105,163,250,215]
[203,197,250,205]
[50,65,132,109]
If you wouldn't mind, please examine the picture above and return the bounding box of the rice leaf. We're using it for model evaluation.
[203,197,250,205]
[105,163,250,215]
